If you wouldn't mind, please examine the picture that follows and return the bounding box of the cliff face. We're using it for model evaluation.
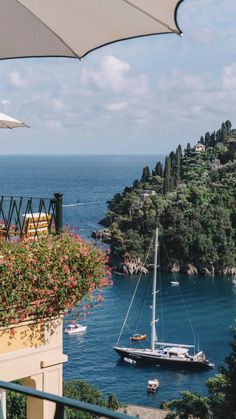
[99,122,236,276]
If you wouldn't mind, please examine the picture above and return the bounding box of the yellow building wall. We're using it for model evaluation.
[0,317,68,419]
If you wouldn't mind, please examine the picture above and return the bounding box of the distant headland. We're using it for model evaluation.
[93,120,236,277]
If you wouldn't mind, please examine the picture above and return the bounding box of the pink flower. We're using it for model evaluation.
[63,265,70,274]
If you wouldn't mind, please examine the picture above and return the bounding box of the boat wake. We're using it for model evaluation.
[63,201,105,208]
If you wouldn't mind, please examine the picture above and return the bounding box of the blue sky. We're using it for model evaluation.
[1,0,236,155]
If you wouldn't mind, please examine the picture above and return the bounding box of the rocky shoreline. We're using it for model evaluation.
[92,229,236,277]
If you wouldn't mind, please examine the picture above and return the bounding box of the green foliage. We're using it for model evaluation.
[6,380,120,419]
[101,121,236,274]
[0,230,110,328]
[141,166,151,182]
[162,391,212,419]
[6,384,26,419]
[64,380,107,419]
[219,327,236,417]
[161,327,236,419]
[107,393,119,410]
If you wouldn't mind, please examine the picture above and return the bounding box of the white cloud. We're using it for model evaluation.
[147,61,236,132]
[105,101,128,111]
[222,63,236,90]
[0,0,235,153]
[192,28,217,45]
[81,55,149,97]
[46,120,62,129]
[1,99,10,106]
[51,98,66,112]
[8,71,30,88]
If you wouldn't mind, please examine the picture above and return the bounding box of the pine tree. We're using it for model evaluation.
[169,151,176,173]
[216,129,222,143]
[225,120,232,134]
[205,132,211,147]
[163,156,171,193]
[184,142,192,157]
[221,122,228,142]
[154,161,163,177]
[174,146,182,186]
[164,156,171,178]
[141,166,151,182]
[209,131,216,147]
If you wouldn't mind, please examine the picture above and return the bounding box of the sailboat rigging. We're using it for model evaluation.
[113,228,214,370]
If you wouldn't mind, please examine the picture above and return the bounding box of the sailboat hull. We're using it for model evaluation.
[113,346,214,371]
[113,230,214,373]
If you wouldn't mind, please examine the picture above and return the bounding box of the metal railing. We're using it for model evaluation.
[0,192,63,240]
[0,381,134,419]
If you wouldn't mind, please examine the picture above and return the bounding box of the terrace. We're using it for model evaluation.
[0,193,133,419]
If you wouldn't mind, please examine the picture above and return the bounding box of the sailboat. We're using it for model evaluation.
[113,229,214,371]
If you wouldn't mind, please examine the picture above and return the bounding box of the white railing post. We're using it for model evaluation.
[0,389,6,419]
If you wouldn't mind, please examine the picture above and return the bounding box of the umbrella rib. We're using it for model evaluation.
[0,121,27,128]
[122,0,181,34]
[16,0,80,58]
[1,122,13,129]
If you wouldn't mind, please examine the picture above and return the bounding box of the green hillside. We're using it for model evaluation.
[100,121,236,276]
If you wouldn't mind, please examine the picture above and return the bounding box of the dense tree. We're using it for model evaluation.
[184,142,192,157]
[205,132,211,147]
[154,161,163,177]
[141,165,151,182]
[63,380,120,419]
[174,145,182,186]
[161,327,236,419]
[219,327,236,416]
[6,384,26,419]
[162,391,212,419]
[221,122,228,142]
[163,156,172,194]
[225,120,232,134]
[6,380,120,419]
[101,121,236,275]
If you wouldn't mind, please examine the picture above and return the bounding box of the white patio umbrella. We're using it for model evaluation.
[0,0,184,60]
[0,112,28,128]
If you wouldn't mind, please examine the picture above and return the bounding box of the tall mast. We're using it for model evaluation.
[151,228,158,351]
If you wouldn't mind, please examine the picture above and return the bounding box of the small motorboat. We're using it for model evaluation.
[130,333,147,341]
[170,281,179,286]
[147,378,159,393]
[124,357,136,365]
[64,324,87,335]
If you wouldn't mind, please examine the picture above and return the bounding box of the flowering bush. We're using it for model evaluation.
[0,231,111,328]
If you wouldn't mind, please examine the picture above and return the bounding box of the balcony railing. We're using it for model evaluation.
[0,380,135,419]
[0,192,63,240]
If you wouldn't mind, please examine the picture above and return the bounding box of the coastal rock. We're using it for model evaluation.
[185,264,198,275]
[223,266,236,276]
[170,262,181,273]
[91,229,111,243]
[121,262,148,276]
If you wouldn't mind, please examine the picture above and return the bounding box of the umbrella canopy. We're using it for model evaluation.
[0,0,184,60]
[0,112,28,128]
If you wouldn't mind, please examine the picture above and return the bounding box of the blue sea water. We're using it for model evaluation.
[0,155,235,408]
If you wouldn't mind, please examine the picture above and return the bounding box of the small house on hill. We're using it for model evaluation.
[140,190,156,200]
[195,143,206,153]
